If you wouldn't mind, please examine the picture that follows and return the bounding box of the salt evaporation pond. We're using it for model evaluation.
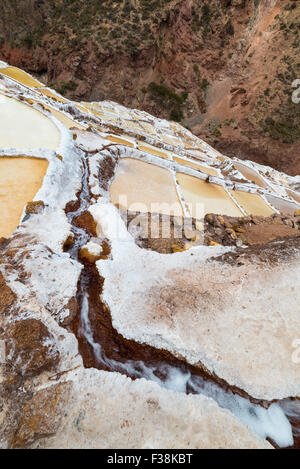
[110,158,183,216]
[265,193,300,216]
[0,95,60,151]
[174,155,219,176]
[138,143,170,160]
[0,66,43,88]
[176,172,243,218]
[0,156,48,238]
[233,161,270,189]
[229,189,274,217]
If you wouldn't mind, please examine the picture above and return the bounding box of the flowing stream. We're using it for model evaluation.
[65,152,300,449]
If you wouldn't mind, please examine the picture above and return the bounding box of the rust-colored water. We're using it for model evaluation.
[0,156,48,238]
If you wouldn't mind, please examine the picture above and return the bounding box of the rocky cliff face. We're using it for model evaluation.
[0,0,299,174]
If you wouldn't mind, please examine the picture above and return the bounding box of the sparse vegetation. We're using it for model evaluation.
[261,102,300,144]
[208,120,222,137]
[201,79,210,90]
[23,33,34,49]
[0,0,299,161]
[148,82,188,122]
[148,82,186,105]
[53,81,78,95]
[170,108,184,122]
[225,20,235,36]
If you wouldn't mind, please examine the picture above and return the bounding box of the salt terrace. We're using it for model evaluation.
[0,62,300,449]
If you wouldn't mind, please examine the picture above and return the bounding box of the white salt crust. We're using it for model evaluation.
[91,201,300,402]
[0,64,300,449]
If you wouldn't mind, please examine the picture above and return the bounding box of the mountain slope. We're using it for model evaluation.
[0,0,299,171]
[1,60,300,448]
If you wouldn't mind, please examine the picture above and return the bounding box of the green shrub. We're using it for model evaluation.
[148,82,186,122]
[201,78,210,90]
[261,114,300,143]
[170,108,183,122]
[23,33,34,49]
[55,80,78,95]
[225,20,235,36]
[148,82,186,105]
[202,4,211,25]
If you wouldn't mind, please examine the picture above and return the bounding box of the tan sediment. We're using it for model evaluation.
[91,110,105,117]
[0,156,48,237]
[233,162,270,189]
[79,101,104,116]
[39,88,68,103]
[102,107,117,114]
[161,135,180,146]
[0,67,43,88]
[229,189,275,217]
[110,158,183,216]
[138,143,170,160]
[105,135,135,147]
[139,122,155,135]
[177,173,243,218]
[174,156,219,177]
[75,103,94,114]
[217,155,227,162]
[0,95,60,150]
[43,105,85,130]
[287,189,300,205]
[80,102,93,110]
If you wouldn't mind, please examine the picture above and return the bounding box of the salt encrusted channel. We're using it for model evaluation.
[1,65,300,449]
[89,197,300,448]
[61,143,296,448]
